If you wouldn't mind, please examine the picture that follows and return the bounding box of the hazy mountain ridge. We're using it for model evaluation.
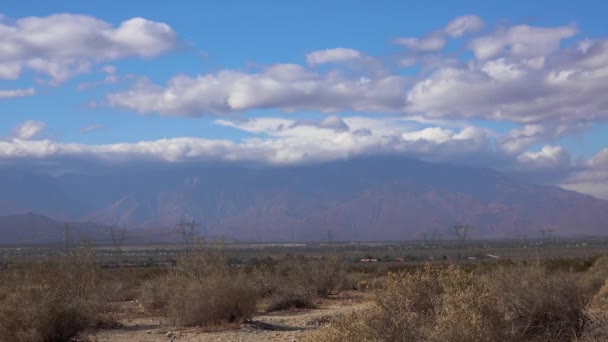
[0,213,111,245]
[1,157,607,242]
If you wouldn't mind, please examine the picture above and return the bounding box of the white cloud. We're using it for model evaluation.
[108,65,408,116]
[80,124,104,134]
[516,145,571,171]
[470,25,577,60]
[0,14,178,82]
[395,15,484,52]
[11,120,46,140]
[395,34,447,51]
[402,127,454,144]
[101,17,608,126]
[0,87,35,99]
[404,39,608,123]
[3,116,605,198]
[0,116,494,167]
[306,48,362,65]
[444,15,484,37]
[561,148,608,199]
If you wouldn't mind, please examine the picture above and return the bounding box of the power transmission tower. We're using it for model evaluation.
[177,218,199,248]
[539,228,555,243]
[63,224,72,254]
[110,225,127,262]
[327,229,333,245]
[452,224,474,259]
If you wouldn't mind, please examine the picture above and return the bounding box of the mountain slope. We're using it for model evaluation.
[0,158,607,242]
[0,213,111,245]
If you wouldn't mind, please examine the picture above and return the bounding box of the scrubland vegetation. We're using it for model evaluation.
[1,242,608,341]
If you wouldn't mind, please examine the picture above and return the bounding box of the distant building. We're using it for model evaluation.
[360,258,378,263]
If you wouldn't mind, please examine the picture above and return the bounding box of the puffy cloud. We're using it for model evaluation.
[4,117,605,197]
[10,120,46,140]
[0,87,35,99]
[80,124,104,134]
[396,15,484,52]
[561,148,608,199]
[516,145,571,171]
[102,17,608,126]
[395,34,447,52]
[291,115,350,132]
[0,14,178,82]
[405,39,608,123]
[402,127,454,144]
[306,48,362,65]
[444,15,485,37]
[107,64,408,116]
[470,25,577,60]
[498,123,589,155]
[0,116,494,167]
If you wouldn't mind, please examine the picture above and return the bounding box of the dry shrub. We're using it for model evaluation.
[139,241,258,327]
[373,266,503,342]
[139,276,173,313]
[0,248,105,342]
[307,256,346,297]
[580,256,608,295]
[307,311,379,342]
[431,267,506,342]
[266,287,317,312]
[103,267,166,303]
[596,281,608,306]
[168,273,257,326]
[312,263,593,342]
[489,262,591,341]
[271,256,346,298]
[310,265,503,342]
[341,272,374,291]
[249,256,347,313]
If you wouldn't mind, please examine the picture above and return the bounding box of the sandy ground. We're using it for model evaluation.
[93,292,371,342]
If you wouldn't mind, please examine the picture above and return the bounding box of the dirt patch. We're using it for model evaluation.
[94,292,371,341]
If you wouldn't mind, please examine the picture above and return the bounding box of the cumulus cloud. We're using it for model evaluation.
[108,64,408,115]
[0,116,495,167]
[395,15,484,51]
[10,120,46,140]
[0,87,35,99]
[0,14,178,82]
[498,123,589,155]
[516,145,571,171]
[80,124,104,134]
[470,25,577,60]
[444,15,485,37]
[2,14,606,197]
[306,48,362,65]
[402,127,455,144]
[395,34,447,52]
[104,16,608,127]
[404,38,608,123]
[1,117,600,196]
[561,148,608,199]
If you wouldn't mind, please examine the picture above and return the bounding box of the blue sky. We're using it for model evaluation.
[1,1,608,198]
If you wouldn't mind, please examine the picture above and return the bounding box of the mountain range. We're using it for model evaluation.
[1,157,607,244]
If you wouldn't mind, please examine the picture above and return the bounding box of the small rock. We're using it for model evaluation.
[166,331,174,338]
[146,330,152,334]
